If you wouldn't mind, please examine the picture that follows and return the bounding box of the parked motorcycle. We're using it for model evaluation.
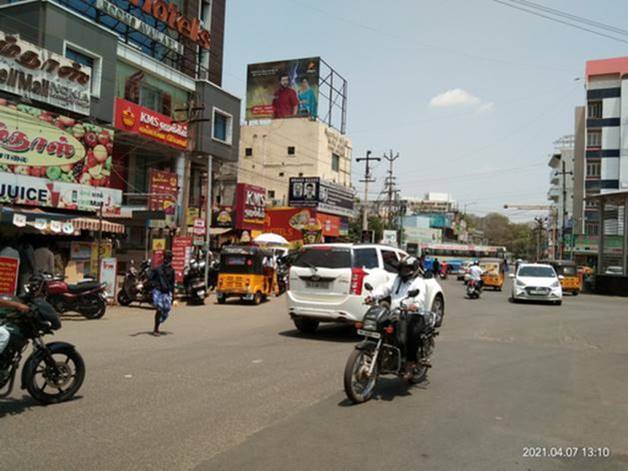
[0,276,86,404]
[183,257,208,305]
[465,278,482,299]
[343,283,440,404]
[117,260,153,306]
[41,273,107,319]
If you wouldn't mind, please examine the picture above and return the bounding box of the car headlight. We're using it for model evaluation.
[515,279,526,287]
[551,281,560,288]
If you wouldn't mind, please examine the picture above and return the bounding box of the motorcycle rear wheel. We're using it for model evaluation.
[23,348,85,404]
[117,290,132,306]
[81,295,107,319]
[344,349,379,404]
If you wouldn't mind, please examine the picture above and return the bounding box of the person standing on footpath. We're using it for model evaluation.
[150,251,175,337]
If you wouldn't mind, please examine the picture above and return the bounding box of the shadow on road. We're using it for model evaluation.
[129,331,174,337]
[337,377,424,406]
[278,324,359,343]
[0,395,83,418]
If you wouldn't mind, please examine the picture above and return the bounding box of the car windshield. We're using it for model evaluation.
[292,247,352,269]
[518,266,555,278]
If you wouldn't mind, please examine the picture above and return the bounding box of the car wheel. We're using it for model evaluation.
[294,318,319,334]
[555,300,562,306]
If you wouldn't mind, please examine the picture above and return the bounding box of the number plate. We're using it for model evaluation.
[357,329,381,339]
[530,288,548,295]
[305,280,330,289]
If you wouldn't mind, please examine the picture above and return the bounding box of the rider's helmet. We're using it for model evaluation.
[398,255,420,282]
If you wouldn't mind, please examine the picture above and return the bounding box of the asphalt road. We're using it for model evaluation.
[2,279,628,471]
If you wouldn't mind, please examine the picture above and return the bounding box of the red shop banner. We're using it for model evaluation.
[114,98,188,150]
[0,256,19,296]
[148,169,178,215]
[234,183,266,231]
[172,236,193,283]
[265,208,341,241]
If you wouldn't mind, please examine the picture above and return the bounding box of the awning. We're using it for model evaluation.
[209,227,232,236]
[73,217,126,234]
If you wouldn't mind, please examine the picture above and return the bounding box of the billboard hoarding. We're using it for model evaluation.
[0,33,91,115]
[148,169,178,216]
[0,101,114,187]
[288,177,354,217]
[246,57,320,120]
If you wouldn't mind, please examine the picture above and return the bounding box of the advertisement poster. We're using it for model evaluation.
[99,257,117,299]
[148,169,178,215]
[289,177,354,217]
[152,239,166,251]
[90,242,112,276]
[0,101,114,186]
[234,183,266,231]
[0,33,91,115]
[265,208,341,241]
[114,98,188,150]
[212,206,234,228]
[246,57,320,120]
[0,256,19,296]
[172,236,193,283]
[382,230,398,247]
[70,241,92,260]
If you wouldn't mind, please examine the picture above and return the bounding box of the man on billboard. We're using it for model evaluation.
[272,73,299,119]
[304,183,316,200]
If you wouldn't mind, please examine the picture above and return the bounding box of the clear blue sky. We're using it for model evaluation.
[222,0,628,220]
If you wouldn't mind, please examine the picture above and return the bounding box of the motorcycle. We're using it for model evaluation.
[343,283,440,404]
[465,278,482,299]
[42,273,107,319]
[183,257,208,305]
[0,276,86,404]
[276,257,290,295]
[117,260,153,306]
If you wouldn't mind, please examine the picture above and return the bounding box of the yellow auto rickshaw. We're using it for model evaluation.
[550,260,580,295]
[216,246,275,305]
[480,258,505,291]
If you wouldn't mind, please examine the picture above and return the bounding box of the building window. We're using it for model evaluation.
[63,42,102,98]
[245,147,253,157]
[212,107,233,145]
[268,190,275,199]
[287,146,295,155]
[139,85,166,113]
[331,153,340,172]
[586,160,601,178]
[587,101,603,119]
[279,172,285,177]
[587,130,601,148]
[585,221,599,236]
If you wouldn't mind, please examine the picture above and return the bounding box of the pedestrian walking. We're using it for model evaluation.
[432,257,440,277]
[150,250,175,337]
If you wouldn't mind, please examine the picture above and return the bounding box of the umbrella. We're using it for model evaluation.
[253,233,289,246]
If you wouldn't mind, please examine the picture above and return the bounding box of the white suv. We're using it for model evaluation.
[287,243,445,334]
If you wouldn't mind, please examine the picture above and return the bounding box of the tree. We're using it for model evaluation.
[466,212,537,259]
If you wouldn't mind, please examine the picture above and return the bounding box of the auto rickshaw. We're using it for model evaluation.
[216,246,275,305]
[480,258,505,291]
[550,260,580,295]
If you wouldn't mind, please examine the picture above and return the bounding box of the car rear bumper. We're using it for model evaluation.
[287,292,366,323]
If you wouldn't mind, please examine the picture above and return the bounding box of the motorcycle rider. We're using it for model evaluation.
[0,297,30,382]
[366,256,427,378]
[467,260,484,289]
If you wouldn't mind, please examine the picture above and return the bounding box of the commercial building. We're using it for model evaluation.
[0,0,240,288]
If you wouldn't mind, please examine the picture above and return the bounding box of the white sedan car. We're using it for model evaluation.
[510,263,563,305]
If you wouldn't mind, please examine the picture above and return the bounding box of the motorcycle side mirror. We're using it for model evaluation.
[407,289,420,298]
[364,282,373,292]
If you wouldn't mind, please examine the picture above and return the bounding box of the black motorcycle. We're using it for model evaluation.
[276,256,290,295]
[465,278,482,299]
[117,260,153,306]
[343,283,440,404]
[183,257,208,305]
[0,276,85,404]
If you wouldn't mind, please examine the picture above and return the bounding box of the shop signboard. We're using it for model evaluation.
[234,183,266,231]
[99,257,117,299]
[0,172,122,215]
[114,98,188,150]
[152,239,166,251]
[382,230,398,247]
[212,206,234,228]
[265,208,341,242]
[246,58,320,120]
[148,169,178,216]
[288,177,354,217]
[193,218,206,236]
[0,102,114,186]
[0,256,19,296]
[70,241,92,260]
[0,33,91,115]
[172,236,193,283]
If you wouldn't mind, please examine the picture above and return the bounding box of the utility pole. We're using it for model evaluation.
[534,217,545,261]
[558,159,573,260]
[382,150,400,228]
[356,150,380,233]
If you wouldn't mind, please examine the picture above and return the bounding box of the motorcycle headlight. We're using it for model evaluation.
[515,279,526,287]
[551,281,560,288]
